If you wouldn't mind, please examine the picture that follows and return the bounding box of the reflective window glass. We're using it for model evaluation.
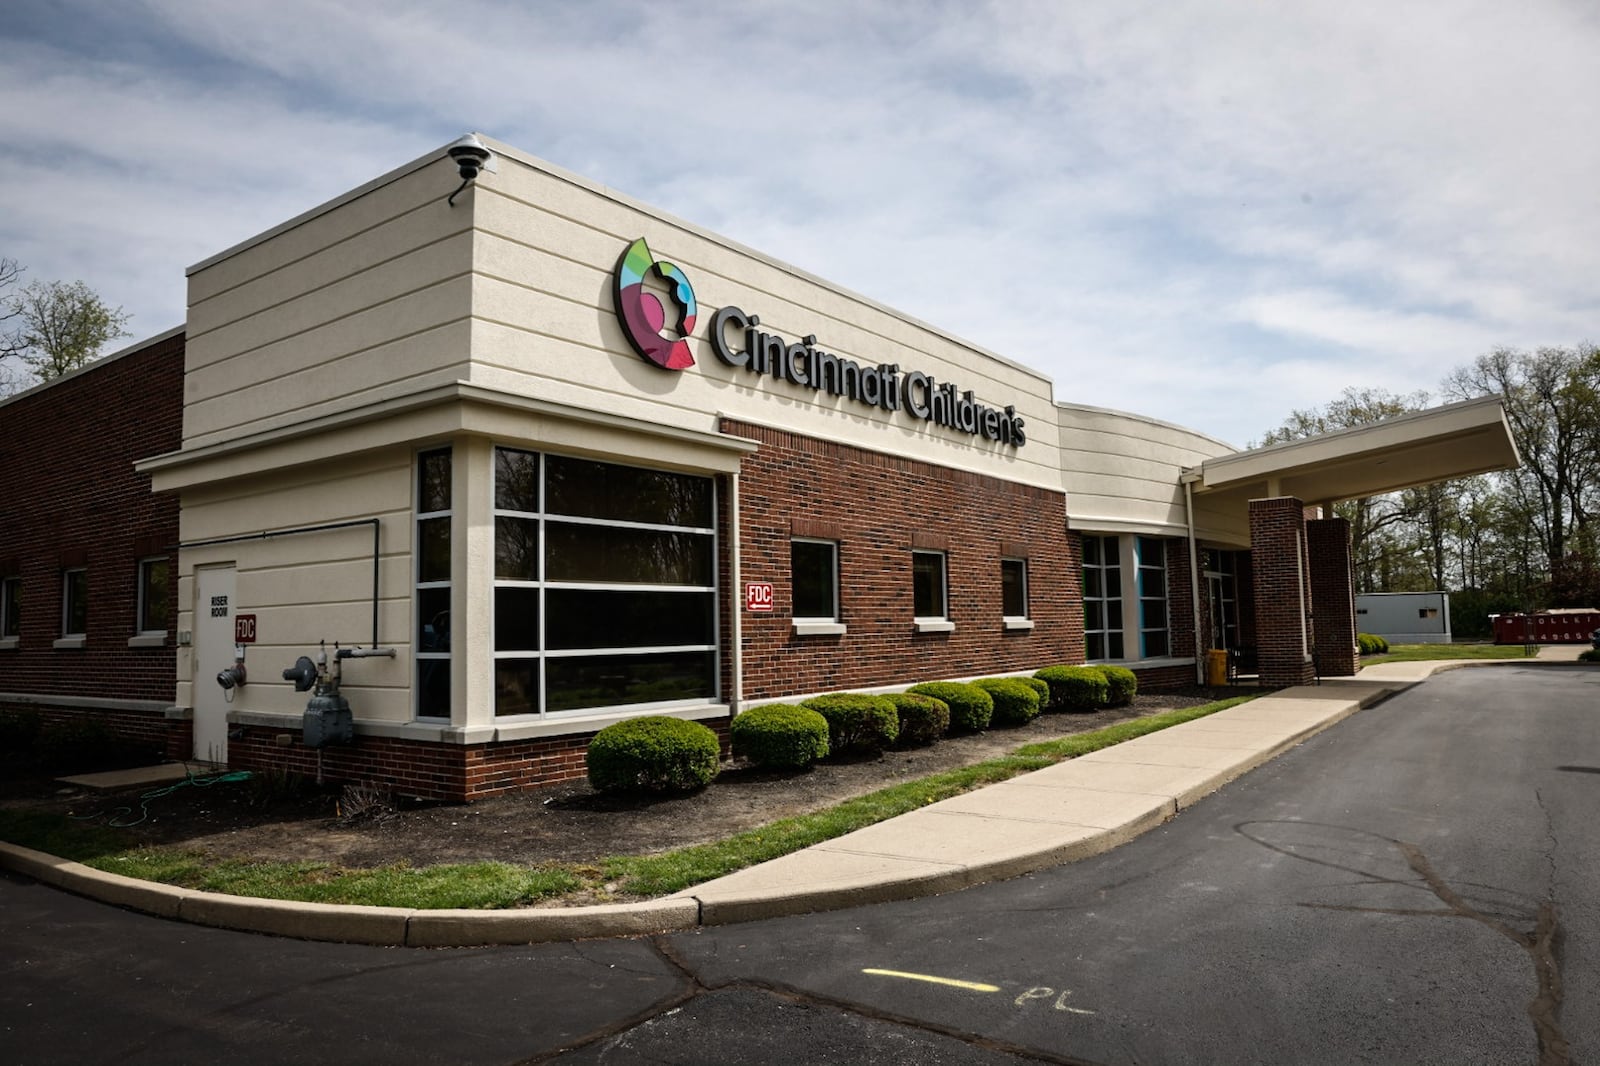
[418,517,451,583]
[791,540,838,620]
[495,659,539,716]
[546,456,712,527]
[419,449,452,513]
[495,517,539,581]
[546,650,715,712]
[545,523,712,585]
[545,589,714,650]
[494,586,539,652]
[495,448,540,512]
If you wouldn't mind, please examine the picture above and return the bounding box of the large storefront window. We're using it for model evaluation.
[493,449,717,717]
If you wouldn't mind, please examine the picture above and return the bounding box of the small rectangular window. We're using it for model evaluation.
[1,576,20,639]
[137,558,170,635]
[912,551,947,620]
[62,568,88,638]
[792,539,839,621]
[1002,558,1028,619]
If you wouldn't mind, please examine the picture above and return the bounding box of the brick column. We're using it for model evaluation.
[1307,516,1358,676]
[1248,497,1316,687]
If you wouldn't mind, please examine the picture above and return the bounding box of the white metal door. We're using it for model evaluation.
[193,566,237,764]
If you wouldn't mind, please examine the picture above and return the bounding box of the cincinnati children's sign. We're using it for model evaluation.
[614,238,1027,448]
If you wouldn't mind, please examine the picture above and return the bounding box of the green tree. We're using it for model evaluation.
[1444,345,1600,585]
[2,277,131,385]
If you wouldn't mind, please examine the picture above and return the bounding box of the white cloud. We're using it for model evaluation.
[1,0,1595,445]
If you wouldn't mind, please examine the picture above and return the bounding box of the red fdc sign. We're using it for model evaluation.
[745,582,775,612]
[234,614,258,644]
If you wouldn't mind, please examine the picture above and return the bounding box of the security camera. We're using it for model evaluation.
[447,134,492,181]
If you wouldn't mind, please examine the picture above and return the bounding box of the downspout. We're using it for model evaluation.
[729,472,743,717]
[1183,473,1204,686]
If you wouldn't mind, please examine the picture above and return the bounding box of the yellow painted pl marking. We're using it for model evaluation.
[861,969,1001,993]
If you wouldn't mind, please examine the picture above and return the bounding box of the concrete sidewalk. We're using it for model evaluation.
[2,649,1589,946]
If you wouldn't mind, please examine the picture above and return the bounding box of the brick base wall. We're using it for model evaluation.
[226,716,735,802]
[1,699,191,761]
[1129,663,1197,691]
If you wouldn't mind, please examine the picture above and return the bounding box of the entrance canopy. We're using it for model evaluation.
[1187,396,1520,506]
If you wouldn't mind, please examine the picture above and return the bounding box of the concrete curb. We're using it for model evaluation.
[3,658,1574,946]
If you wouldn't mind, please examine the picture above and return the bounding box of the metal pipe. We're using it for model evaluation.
[173,518,383,646]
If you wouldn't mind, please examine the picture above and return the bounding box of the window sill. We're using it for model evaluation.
[53,637,86,650]
[914,619,955,634]
[793,621,846,637]
[0,637,16,651]
[128,634,168,649]
[1003,617,1035,631]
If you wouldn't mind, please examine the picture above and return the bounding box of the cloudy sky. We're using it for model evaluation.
[1,0,1594,445]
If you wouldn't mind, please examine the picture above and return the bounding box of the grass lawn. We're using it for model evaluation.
[1,694,1257,910]
[1360,642,1536,666]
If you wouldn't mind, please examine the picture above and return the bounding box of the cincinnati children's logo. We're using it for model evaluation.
[614,237,697,370]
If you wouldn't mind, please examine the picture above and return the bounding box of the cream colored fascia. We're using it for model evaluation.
[1196,395,1509,490]
[138,382,758,493]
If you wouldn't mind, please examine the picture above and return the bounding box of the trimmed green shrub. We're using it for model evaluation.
[1019,676,1051,707]
[974,677,1043,726]
[1578,649,1600,663]
[587,716,722,793]
[1094,665,1138,706]
[906,681,994,733]
[32,719,160,773]
[1034,665,1110,712]
[730,703,830,770]
[1357,633,1390,655]
[886,693,950,747]
[802,693,900,755]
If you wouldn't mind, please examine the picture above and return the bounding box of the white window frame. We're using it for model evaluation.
[0,575,19,648]
[1002,556,1033,631]
[791,537,845,636]
[912,549,954,633]
[491,446,721,721]
[127,557,171,648]
[57,567,88,649]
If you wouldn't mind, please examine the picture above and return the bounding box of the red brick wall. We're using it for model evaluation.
[1307,517,1358,676]
[723,420,1081,700]
[1248,497,1316,687]
[0,699,191,760]
[0,332,184,715]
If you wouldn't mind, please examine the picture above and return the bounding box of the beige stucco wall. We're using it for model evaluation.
[462,139,1063,492]
[182,157,474,452]
[172,447,416,726]
[1058,402,1247,545]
